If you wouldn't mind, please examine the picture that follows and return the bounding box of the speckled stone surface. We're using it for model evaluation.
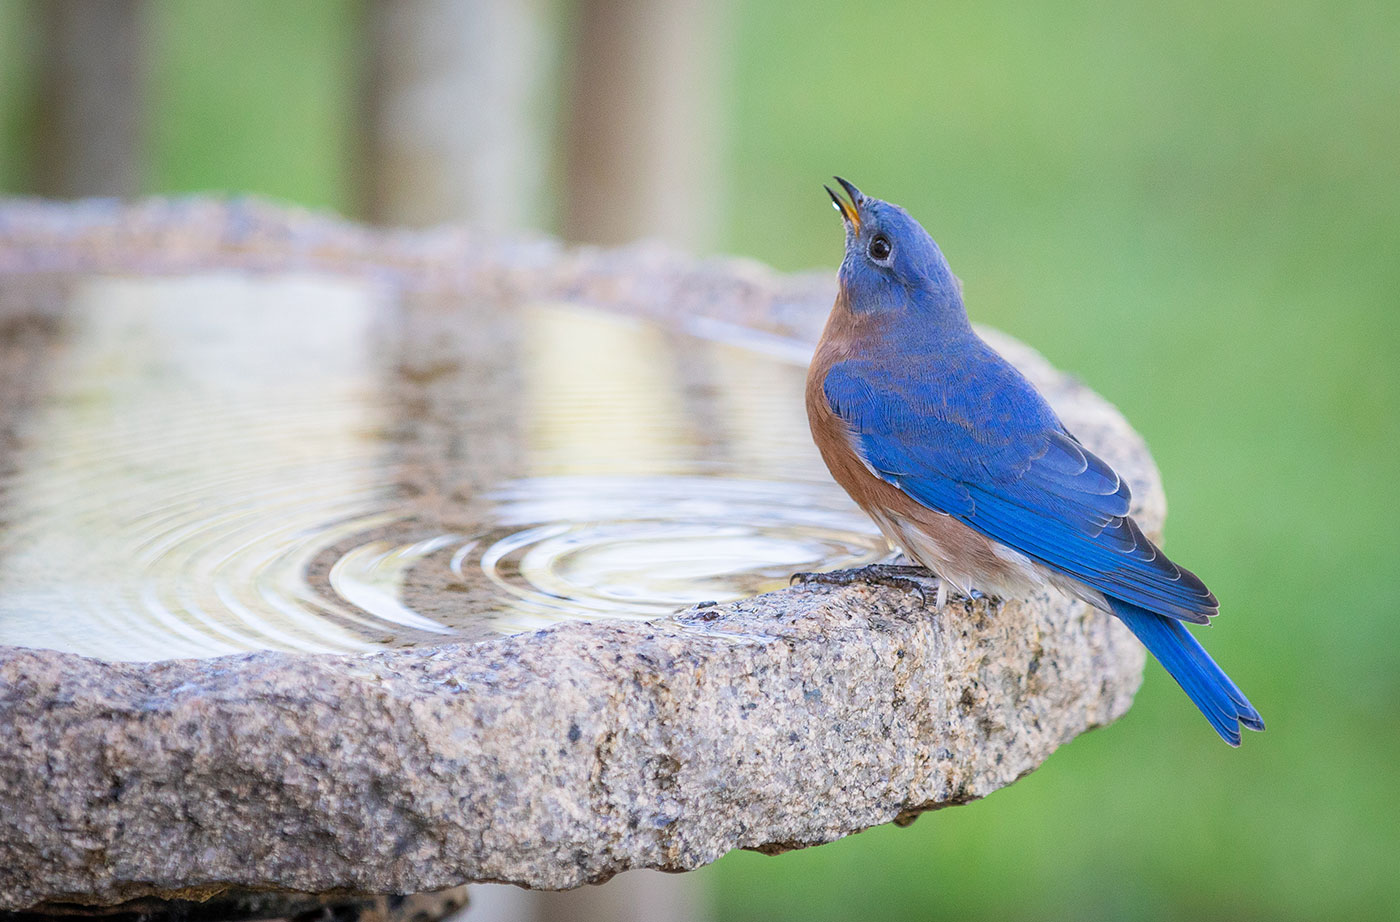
[0,198,1152,911]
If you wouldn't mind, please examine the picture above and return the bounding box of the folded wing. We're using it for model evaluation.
[823,359,1218,623]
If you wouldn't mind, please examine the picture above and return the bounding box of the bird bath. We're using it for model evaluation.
[0,199,1149,913]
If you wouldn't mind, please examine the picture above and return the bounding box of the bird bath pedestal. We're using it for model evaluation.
[0,199,1149,916]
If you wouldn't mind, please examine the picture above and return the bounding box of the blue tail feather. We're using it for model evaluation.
[1109,599,1264,745]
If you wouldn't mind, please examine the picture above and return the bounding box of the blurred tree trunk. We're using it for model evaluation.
[560,0,729,251]
[34,0,148,198]
[360,0,550,229]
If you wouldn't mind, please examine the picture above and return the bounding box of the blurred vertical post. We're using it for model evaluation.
[532,870,710,922]
[463,870,710,922]
[34,0,148,198]
[560,0,730,251]
[361,0,550,229]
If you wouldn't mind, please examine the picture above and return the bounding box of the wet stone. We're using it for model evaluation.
[0,198,1150,910]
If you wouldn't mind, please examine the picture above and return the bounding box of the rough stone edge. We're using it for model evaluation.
[0,198,1153,910]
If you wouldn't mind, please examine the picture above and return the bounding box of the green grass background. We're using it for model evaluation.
[3,1,1398,919]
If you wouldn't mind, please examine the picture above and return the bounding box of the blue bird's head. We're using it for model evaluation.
[825,178,964,321]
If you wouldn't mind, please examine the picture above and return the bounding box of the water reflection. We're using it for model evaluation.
[0,274,884,661]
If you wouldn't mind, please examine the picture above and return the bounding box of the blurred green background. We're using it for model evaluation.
[3,1,1397,919]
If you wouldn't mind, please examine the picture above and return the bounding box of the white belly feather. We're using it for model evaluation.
[866,503,1108,612]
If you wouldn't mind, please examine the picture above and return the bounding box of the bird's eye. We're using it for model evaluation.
[868,234,892,263]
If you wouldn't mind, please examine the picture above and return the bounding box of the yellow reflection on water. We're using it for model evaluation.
[520,304,693,475]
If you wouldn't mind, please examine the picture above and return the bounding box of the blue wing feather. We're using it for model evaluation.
[824,355,1218,623]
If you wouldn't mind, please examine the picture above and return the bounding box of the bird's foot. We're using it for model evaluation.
[791,564,938,606]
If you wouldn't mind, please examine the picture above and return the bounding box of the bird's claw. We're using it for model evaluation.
[791,564,938,607]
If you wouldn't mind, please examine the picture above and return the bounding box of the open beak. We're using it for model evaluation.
[824,176,862,231]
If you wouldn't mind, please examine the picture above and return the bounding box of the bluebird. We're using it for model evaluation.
[803,178,1263,746]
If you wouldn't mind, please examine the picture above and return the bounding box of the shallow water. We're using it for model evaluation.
[0,274,884,660]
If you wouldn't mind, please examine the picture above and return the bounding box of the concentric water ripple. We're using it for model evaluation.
[0,275,884,661]
[328,475,884,636]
